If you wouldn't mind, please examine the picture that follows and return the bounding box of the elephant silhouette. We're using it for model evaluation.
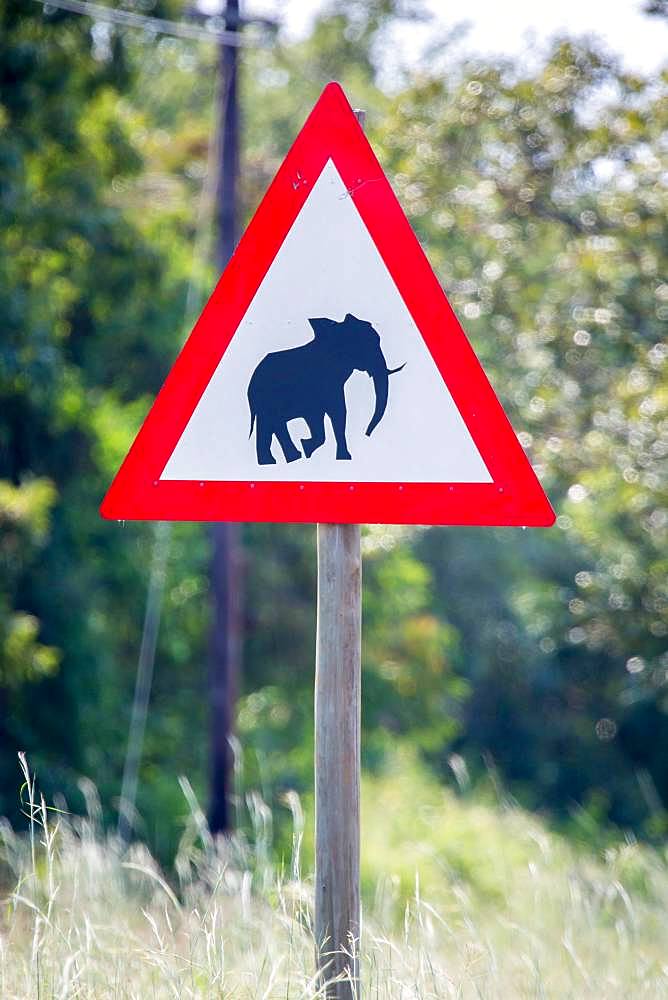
[247,313,405,466]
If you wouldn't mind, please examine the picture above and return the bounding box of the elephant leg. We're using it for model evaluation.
[328,392,352,461]
[256,419,276,465]
[275,422,302,464]
[301,412,326,459]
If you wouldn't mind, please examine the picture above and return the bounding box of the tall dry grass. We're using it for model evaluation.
[2,751,668,998]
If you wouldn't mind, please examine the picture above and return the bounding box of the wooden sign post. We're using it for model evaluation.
[314,523,361,998]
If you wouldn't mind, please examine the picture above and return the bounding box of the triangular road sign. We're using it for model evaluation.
[101,83,554,527]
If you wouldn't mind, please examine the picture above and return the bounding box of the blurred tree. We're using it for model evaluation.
[1,0,666,854]
[0,0,209,846]
[373,40,667,832]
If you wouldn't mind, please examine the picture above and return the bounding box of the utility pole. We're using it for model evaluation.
[186,0,276,837]
[209,0,242,836]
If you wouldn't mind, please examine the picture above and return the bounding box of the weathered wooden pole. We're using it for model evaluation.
[315,523,361,998]
[314,106,366,1000]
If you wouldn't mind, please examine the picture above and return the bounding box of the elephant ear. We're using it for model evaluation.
[308,317,338,337]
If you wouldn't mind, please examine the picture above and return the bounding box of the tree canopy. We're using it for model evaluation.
[1,0,666,855]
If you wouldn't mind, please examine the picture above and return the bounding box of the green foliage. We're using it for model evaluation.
[362,535,468,759]
[375,41,667,831]
[0,478,59,687]
[0,1,203,830]
[0,0,666,857]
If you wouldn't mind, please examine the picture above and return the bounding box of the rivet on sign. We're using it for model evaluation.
[449,486,454,492]
[349,485,355,491]
[299,484,305,491]
[398,485,404,491]
[250,483,255,489]
[199,482,204,487]
[498,486,504,493]
[153,480,158,487]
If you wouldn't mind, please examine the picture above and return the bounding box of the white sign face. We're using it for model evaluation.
[161,159,491,485]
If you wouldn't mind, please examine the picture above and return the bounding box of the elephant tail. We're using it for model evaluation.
[248,399,256,439]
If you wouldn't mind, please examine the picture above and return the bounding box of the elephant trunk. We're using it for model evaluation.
[365,359,405,437]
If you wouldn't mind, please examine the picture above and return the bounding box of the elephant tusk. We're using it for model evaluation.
[386,363,406,375]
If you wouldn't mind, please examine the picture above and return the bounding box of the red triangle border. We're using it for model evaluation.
[101,82,555,527]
